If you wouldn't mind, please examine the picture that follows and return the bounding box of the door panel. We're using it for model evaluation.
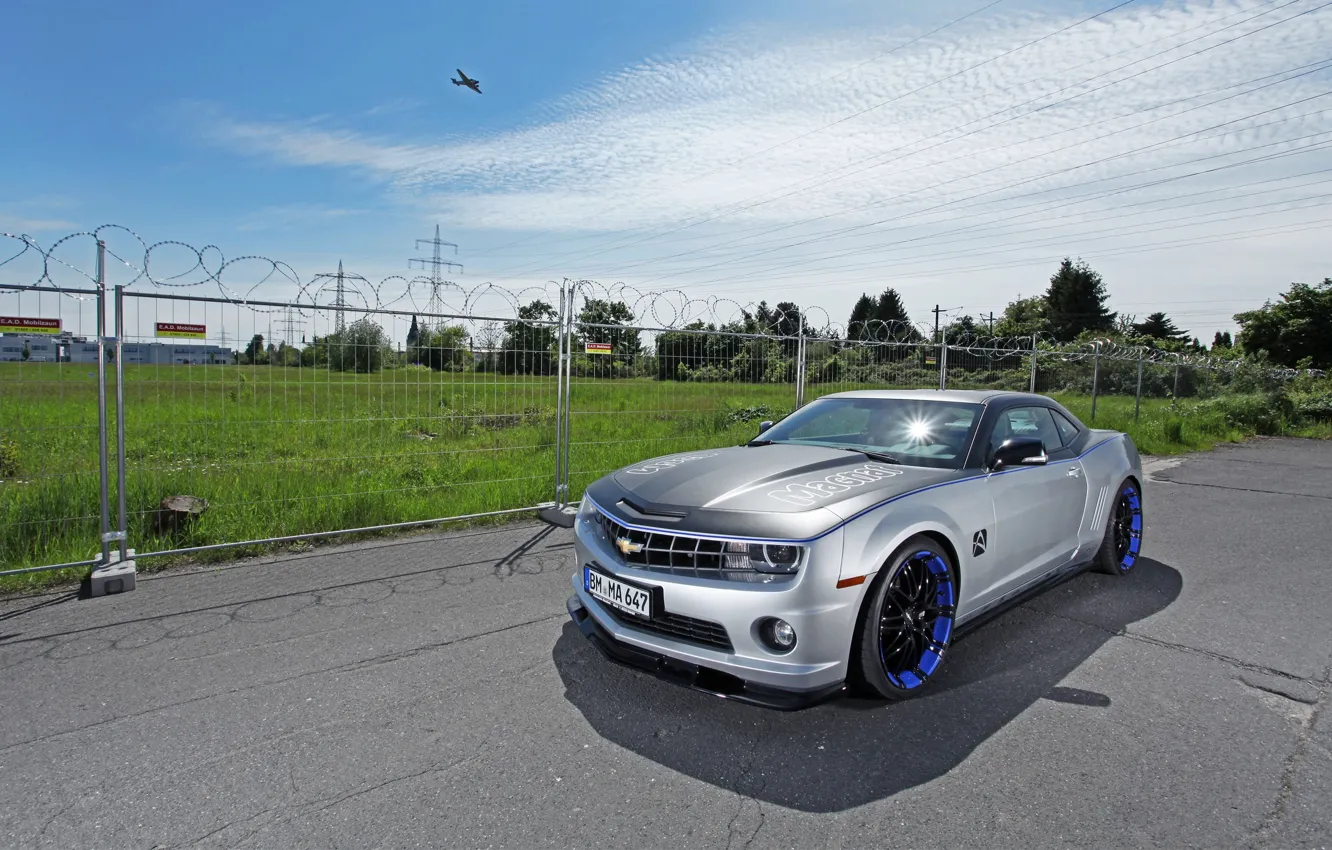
[975,405,1090,603]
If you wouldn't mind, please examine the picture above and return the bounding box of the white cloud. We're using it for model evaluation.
[194,0,1332,335]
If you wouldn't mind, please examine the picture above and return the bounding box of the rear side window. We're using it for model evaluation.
[1050,409,1082,446]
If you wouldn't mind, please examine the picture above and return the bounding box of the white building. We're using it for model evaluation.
[1,335,234,365]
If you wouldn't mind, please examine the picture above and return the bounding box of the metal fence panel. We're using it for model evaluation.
[0,283,111,575]
[564,318,798,502]
[117,289,563,562]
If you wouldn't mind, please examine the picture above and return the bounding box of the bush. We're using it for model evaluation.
[1293,391,1332,422]
[1186,391,1296,435]
[1163,419,1184,444]
[0,435,18,478]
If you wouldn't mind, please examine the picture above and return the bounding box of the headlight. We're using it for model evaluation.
[576,495,599,531]
[723,541,805,574]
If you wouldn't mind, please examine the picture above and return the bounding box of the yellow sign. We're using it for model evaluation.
[585,342,612,355]
[156,322,206,339]
[0,316,61,334]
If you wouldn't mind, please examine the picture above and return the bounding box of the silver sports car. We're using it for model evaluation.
[564,389,1145,710]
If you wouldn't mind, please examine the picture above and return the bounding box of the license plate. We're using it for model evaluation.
[585,566,653,619]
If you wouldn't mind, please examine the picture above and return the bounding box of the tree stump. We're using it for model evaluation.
[154,495,208,535]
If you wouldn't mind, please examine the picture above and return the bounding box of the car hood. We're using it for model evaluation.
[583,444,970,540]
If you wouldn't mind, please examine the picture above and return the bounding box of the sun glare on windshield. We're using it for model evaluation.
[906,419,932,442]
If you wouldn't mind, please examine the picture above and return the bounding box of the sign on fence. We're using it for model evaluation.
[585,342,612,355]
[155,322,206,339]
[0,316,61,334]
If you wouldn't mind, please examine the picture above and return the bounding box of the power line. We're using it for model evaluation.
[557,71,1332,279]
[625,118,1332,290]
[461,0,1010,262]
[479,0,1315,280]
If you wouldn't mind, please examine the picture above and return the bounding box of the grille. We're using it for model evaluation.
[598,514,749,578]
[603,606,733,652]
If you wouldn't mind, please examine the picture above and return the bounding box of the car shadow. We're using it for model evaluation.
[552,557,1182,813]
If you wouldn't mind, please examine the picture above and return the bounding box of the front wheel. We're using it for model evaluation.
[1093,478,1143,575]
[851,535,958,700]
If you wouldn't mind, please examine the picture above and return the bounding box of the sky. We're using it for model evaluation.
[2,0,1331,345]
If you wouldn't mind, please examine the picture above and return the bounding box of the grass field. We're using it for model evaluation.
[0,360,1317,592]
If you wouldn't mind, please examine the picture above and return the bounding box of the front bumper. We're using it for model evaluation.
[567,594,846,710]
[567,511,863,708]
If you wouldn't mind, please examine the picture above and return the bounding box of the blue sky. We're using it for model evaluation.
[3,0,1331,342]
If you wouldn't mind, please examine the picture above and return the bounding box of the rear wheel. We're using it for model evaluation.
[1094,478,1143,575]
[851,535,958,700]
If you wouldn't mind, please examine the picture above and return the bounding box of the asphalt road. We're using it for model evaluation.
[2,438,1329,849]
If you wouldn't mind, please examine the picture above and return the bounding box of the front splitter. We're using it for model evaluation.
[566,594,846,711]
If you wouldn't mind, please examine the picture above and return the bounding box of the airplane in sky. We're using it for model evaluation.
[451,69,482,94]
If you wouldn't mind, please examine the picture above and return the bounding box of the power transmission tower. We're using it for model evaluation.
[409,225,463,322]
[277,307,305,346]
[311,260,367,335]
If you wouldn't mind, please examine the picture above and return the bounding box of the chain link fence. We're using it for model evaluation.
[2,227,1325,584]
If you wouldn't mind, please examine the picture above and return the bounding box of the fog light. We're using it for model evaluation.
[760,617,797,652]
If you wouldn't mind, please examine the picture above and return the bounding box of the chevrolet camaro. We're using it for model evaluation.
[564,389,1145,710]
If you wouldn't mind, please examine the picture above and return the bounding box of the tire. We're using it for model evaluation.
[851,534,958,700]
[1093,478,1144,576]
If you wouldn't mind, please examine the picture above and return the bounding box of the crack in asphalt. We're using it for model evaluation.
[1248,661,1331,849]
[1149,477,1332,502]
[724,716,770,850]
[0,613,564,756]
[1024,605,1319,684]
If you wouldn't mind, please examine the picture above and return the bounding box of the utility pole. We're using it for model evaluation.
[932,304,942,344]
[987,311,995,334]
[410,225,463,323]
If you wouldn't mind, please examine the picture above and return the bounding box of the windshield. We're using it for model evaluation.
[759,397,983,469]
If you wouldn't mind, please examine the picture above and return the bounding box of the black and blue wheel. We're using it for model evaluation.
[852,534,957,700]
[1094,478,1143,575]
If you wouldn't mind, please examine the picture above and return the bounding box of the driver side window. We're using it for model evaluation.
[990,406,1063,455]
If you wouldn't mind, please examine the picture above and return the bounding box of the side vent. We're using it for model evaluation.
[1088,485,1111,531]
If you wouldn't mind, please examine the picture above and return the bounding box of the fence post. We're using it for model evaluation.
[1029,333,1038,393]
[1172,363,1181,409]
[1134,352,1144,422]
[938,329,948,391]
[114,285,129,563]
[560,279,575,505]
[794,312,806,408]
[553,283,568,508]
[1090,342,1101,424]
[89,243,135,595]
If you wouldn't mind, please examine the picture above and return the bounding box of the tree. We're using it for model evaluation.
[772,301,805,356]
[847,294,876,340]
[1132,312,1190,342]
[942,314,980,343]
[576,298,639,364]
[244,334,267,365]
[420,325,471,371]
[327,318,390,373]
[1234,277,1332,369]
[1212,331,1233,350]
[406,314,421,362]
[501,300,558,375]
[872,286,912,327]
[1044,258,1116,341]
[993,295,1049,338]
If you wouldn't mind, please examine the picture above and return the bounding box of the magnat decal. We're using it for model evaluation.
[767,462,905,506]
[622,452,723,475]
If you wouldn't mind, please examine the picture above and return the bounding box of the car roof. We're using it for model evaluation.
[815,388,1035,404]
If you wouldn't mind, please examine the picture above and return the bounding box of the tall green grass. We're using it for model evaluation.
[1,361,1327,592]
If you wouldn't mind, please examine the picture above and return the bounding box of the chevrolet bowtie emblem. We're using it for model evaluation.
[616,537,643,556]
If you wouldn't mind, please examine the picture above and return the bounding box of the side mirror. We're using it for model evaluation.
[757,420,774,434]
[989,437,1047,471]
